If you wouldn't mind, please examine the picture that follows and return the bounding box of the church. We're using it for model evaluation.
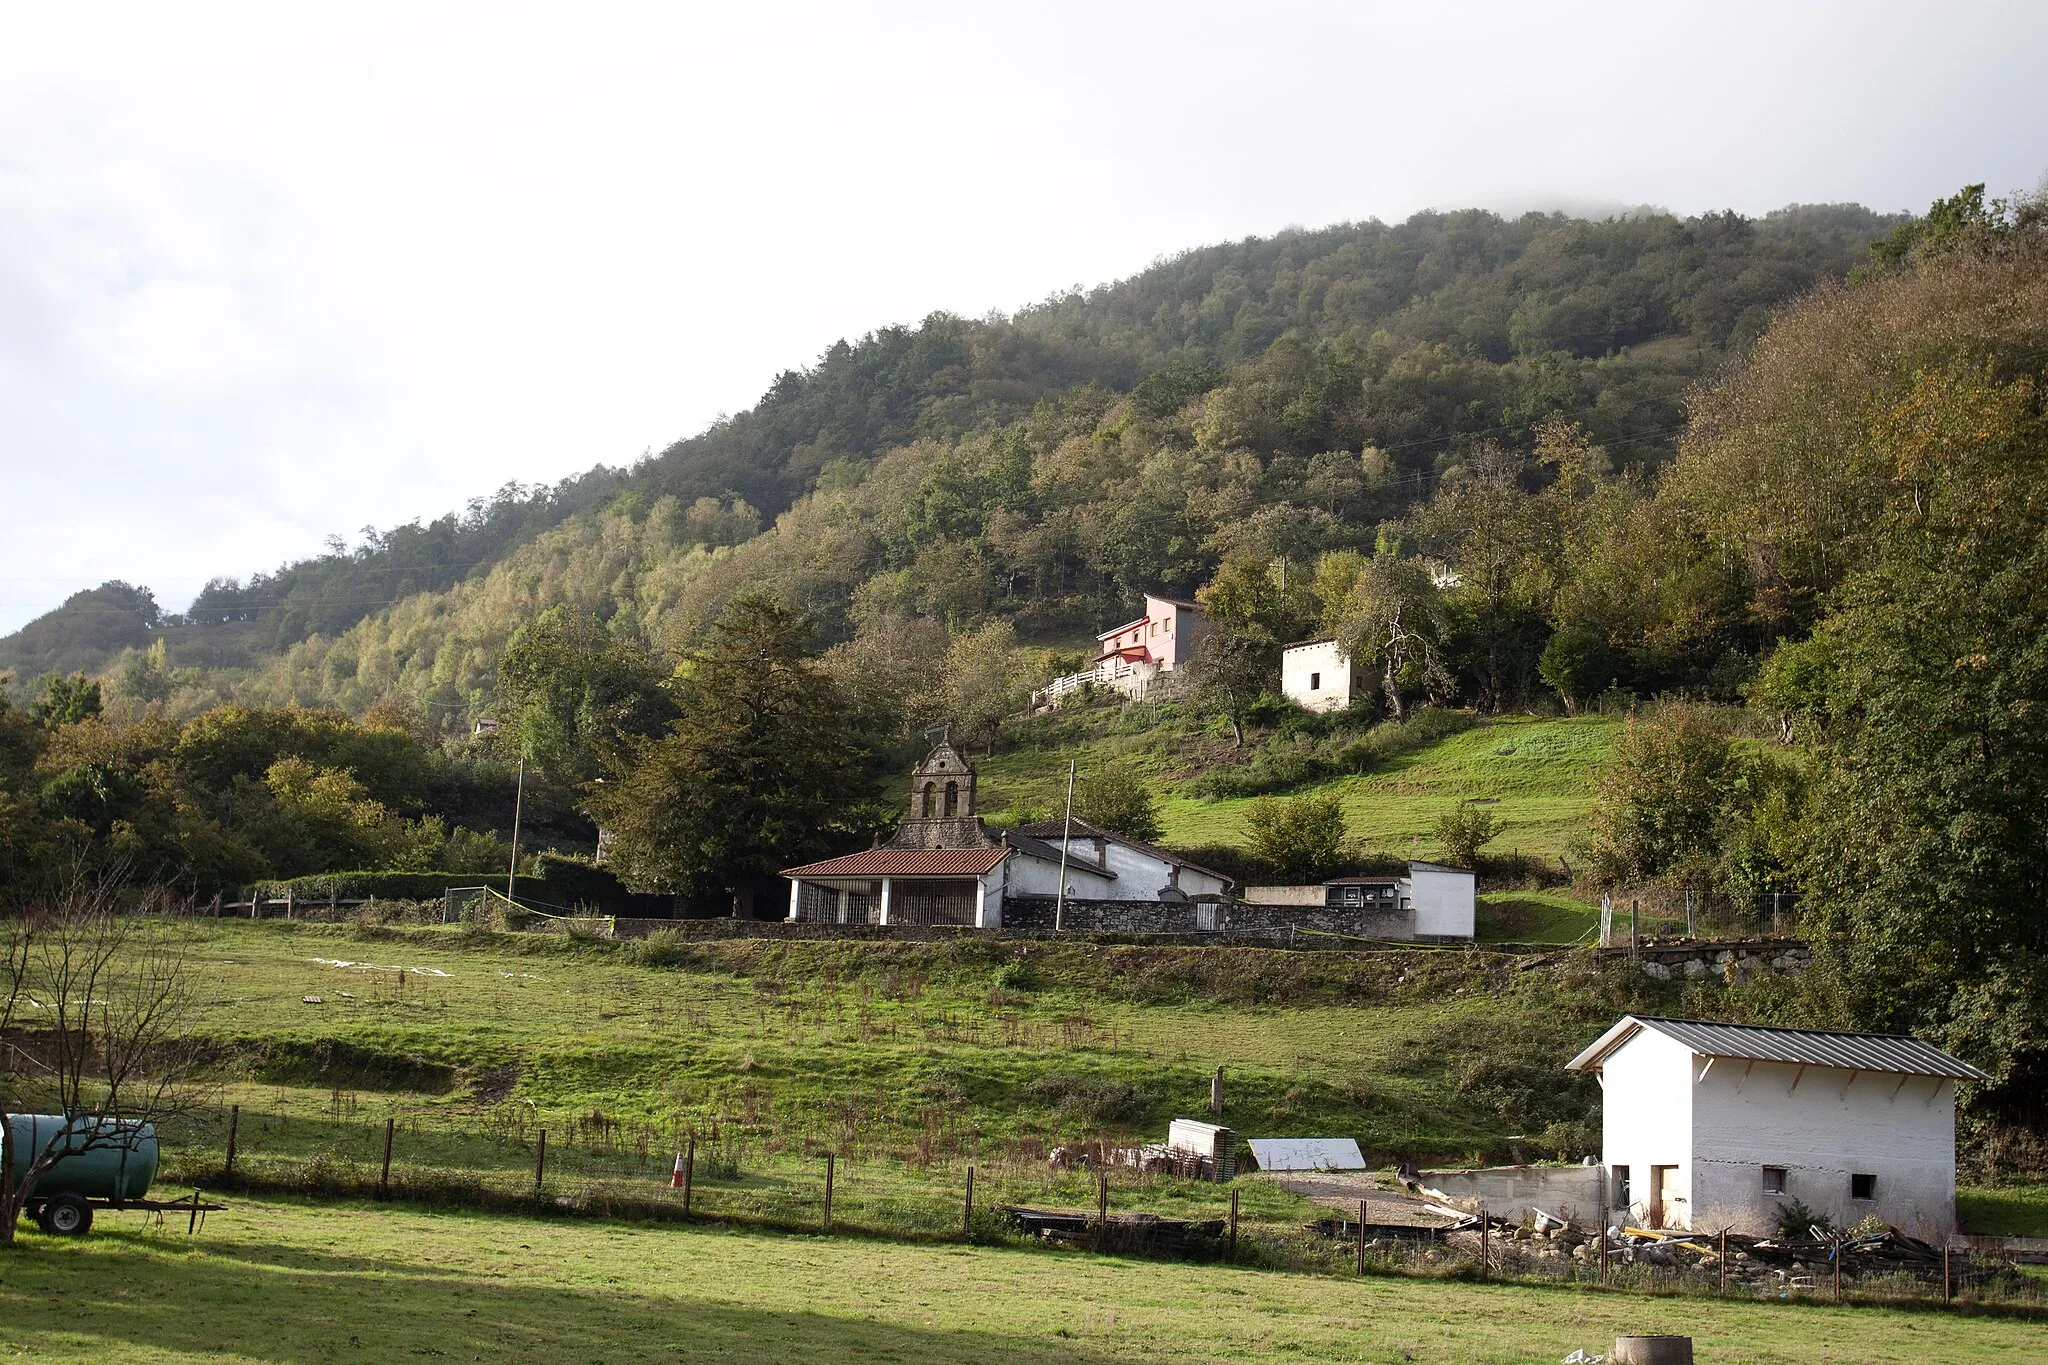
[779,741,1233,929]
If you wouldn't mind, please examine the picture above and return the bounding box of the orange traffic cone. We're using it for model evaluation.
[670,1151,688,1189]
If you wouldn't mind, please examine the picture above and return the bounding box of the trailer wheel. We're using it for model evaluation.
[38,1193,93,1236]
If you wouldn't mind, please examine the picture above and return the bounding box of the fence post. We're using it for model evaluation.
[1095,1172,1108,1254]
[1942,1242,1952,1303]
[534,1129,546,1197]
[683,1134,695,1217]
[380,1117,395,1197]
[1833,1236,1842,1302]
[1479,1206,1488,1280]
[823,1153,835,1233]
[962,1164,974,1240]
[1598,1225,1608,1286]
[224,1104,239,1177]
[1718,1230,1727,1293]
[1228,1187,1238,1258]
[1356,1200,1366,1275]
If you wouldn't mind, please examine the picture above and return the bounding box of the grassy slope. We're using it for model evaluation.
[976,709,1620,862]
[0,1196,2037,1364]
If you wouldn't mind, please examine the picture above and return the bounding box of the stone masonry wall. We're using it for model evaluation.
[1599,940,1811,982]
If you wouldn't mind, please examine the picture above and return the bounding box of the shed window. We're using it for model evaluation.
[1762,1166,1787,1196]
[1851,1173,1877,1200]
[1309,671,1322,689]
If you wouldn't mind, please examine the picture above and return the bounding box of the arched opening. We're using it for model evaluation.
[943,781,959,817]
[921,782,936,818]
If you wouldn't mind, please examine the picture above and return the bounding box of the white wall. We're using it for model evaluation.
[1407,862,1475,939]
[1421,1165,1604,1226]
[1690,1059,1959,1239]
[1240,885,1327,906]
[1599,1030,1962,1237]
[1599,1026,1696,1229]
[1281,640,1356,713]
[1003,850,1118,900]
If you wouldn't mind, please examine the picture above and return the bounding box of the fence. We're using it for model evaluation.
[144,1099,2046,1314]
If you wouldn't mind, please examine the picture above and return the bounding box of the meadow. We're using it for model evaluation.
[1,1195,2041,1363]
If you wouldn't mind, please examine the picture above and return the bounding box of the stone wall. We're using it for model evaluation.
[1600,940,1811,982]
[599,916,1469,951]
[1000,897,1420,942]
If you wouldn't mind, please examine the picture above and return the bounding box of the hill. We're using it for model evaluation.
[1,202,1903,701]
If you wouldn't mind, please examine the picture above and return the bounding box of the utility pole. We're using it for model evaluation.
[1054,759,1077,932]
[507,757,526,905]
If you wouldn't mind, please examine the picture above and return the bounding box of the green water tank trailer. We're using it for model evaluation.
[2,1114,160,1201]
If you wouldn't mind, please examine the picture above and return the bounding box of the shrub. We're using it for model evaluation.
[1024,1073,1149,1127]
[1774,1198,1835,1239]
[990,962,1033,992]
[631,928,694,968]
[1244,792,1349,882]
[1434,802,1498,867]
[1074,765,1163,842]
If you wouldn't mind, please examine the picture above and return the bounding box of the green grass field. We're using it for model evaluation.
[0,1196,2038,1363]
[977,706,1620,861]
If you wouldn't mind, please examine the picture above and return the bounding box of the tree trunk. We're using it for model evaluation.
[1384,658,1405,720]
[1229,716,1244,749]
[1,1109,16,1248]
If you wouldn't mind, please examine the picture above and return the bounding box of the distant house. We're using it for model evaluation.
[1239,861,1476,942]
[1564,1016,1990,1238]
[1280,639,1367,713]
[1036,594,1210,706]
[780,742,1232,928]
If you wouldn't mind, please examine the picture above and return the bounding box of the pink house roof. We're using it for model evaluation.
[782,847,1012,879]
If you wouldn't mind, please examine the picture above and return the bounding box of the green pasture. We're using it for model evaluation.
[978,709,1620,861]
[1,1196,2041,1363]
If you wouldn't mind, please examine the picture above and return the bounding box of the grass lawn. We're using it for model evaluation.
[1,1195,2039,1363]
[1958,1185,2048,1238]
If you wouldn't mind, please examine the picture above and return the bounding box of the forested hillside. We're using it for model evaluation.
[2,201,1900,700]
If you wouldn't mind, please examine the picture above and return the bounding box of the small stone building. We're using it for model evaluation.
[1565,1015,1990,1238]
[1239,861,1476,941]
[1279,639,1368,713]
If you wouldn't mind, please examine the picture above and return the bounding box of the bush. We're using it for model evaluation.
[1244,792,1349,882]
[1074,765,1163,842]
[1434,802,1497,867]
[630,929,694,968]
[1025,1073,1149,1127]
[990,962,1033,992]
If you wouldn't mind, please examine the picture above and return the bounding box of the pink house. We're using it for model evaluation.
[1096,593,1206,673]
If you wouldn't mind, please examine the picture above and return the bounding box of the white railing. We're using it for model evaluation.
[1033,658,1149,706]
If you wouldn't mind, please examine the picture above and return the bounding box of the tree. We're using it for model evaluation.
[1,885,198,1246]
[1434,802,1498,867]
[1319,548,1453,720]
[495,606,675,784]
[1244,792,1348,882]
[944,620,1030,755]
[1188,628,1275,748]
[593,596,869,901]
[30,674,101,728]
[1588,704,1741,885]
[1074,766,1163,843]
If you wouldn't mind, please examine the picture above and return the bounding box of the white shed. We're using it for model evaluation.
[1565,1016,1989,1239]
[1280,639,1367,713]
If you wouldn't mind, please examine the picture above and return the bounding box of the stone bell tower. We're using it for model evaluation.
[886,739,995,850]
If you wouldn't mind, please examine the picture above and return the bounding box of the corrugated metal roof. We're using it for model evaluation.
[1566,1015,1990,1081]
[781,847,1011,879]
[1010,818,1234,885]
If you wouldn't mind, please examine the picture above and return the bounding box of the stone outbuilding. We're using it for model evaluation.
[1564,1015,1990,1239]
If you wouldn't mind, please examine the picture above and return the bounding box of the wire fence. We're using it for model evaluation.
[140,1101,2047,1313]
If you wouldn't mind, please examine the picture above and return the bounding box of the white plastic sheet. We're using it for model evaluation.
[1245,1137,1366,1172]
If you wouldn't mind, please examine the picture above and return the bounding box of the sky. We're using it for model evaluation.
[2,1,2045,636]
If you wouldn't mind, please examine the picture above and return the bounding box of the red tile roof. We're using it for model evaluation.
[782,847,1012,879]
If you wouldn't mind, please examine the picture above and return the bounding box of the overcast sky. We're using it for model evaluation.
[2,1,2044,635]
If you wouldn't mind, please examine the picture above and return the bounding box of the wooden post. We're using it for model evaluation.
[1228,1187,1239,1258]
[380,1117,395,1197]
[224,1104,240,1177]
[285,887,294,920]
[1942,1242,1952,1303]
[188,1190,201,1235]
[534,1129,546,1196]
[1599,1226,1608,1286]
[1096,1172,1108,1254]
[1833,1236,1842,1302]
[1630,899,1639,953]
[1210,1066,1223,1116]
[823,1153,835,1233]
[1479,1207,1488,1280]
[1356,1199,1367,1275]
[329,884,339,914]
[962,1164,975,1240]
[683,1134,695,1217]
[1718,1230,1727,1293]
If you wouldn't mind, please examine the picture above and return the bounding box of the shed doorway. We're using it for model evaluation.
[1647,1164,1678,1229]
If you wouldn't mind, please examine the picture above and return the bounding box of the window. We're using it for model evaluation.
[1852,1173,1877,1200]
[943,781,959,817]
[1613,1164,1631,1206]
[1762,1166,1787,1196]
[1309,671,1322,689]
